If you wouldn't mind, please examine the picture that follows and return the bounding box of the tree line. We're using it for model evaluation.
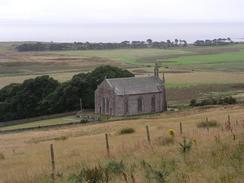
[194,38,235,46]
[0,66,134,122]
[16,39,188,52]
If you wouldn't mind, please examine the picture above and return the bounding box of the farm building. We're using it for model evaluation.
[95,65,167,116]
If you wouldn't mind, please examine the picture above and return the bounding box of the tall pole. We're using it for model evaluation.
[105,133,110,157]
[162,72,167,111]
[146,125,151,144]
[50,144,55,182]
[80,98,82,113]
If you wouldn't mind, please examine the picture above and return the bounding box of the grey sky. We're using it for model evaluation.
[0,0,244,24]
[0,0,244,42]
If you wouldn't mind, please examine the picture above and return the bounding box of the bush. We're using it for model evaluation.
[69,166,107,183]
[80,119,88,124]
[98,115,110,122]
[105,160,125,175]
[0,153,5,160]
[190,99,197,106]
[190,97,237,107]
[54,136,68,141]
[197,120,219,128]
[119,128,135,135]
[179,137,192,153]
[141,160,169,183]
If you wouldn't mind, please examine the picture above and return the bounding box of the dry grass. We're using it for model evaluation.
[164,71,244,85]
[2,70,244,89]
[0,105,243,183]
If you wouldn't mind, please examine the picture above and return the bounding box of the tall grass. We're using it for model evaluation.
[0,105,243,183]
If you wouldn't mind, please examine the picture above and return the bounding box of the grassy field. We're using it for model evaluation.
[0,43,244,79]
[0,105,243,183]
[0,116,80,131]
[164,46,244,70]
[1,43,244,109]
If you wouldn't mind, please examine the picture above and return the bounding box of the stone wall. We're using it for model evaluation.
[95,80,115,115]
[114,92,164,116]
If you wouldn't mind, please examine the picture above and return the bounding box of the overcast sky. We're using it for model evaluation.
[0,0,244,42]
[0,0,244,24]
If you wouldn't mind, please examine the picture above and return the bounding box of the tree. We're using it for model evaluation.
[174,39,179,46]
[0,76,59,122]
[146,39,152,45]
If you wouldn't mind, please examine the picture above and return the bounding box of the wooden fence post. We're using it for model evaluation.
[180,122,183,135]
[105,133,110,157]
[206,117,209,132]
[146,125,151,144]
[50,144,55,182]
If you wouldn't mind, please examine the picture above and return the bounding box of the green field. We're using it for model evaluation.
[1,43,244,120]
[1,43,244,78]
[53,48,190,66]
[0,116,79,131]
[1,43,244,88]
[164,46,244,70]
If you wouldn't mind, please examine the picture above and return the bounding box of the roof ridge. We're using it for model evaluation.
[106,76,155,81]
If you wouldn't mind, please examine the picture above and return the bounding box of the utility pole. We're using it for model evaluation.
[80,98,82,113]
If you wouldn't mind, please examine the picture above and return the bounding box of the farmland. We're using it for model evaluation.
[1,43,244,106]
[1,43,244,81]
[0,105,243,183]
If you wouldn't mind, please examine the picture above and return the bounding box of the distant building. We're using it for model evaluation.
[95,64,167,116]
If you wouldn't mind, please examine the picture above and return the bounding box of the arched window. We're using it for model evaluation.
[138,97,143,112]
[106,98,109,113]
[124,98,129,114]
[102,97,105,113]
[151,95,156,112]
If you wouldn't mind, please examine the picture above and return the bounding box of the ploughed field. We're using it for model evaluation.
[1,43,244,105]
[0,105,243,183]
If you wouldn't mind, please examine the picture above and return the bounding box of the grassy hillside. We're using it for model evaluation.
[164,46,244,70]
[1,43,244,106]
[0,43,244,79]
[0,105,243,183]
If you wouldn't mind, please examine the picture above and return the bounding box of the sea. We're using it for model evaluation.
[0,22,244,43]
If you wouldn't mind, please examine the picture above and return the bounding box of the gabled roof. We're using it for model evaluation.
[105,76,164,95]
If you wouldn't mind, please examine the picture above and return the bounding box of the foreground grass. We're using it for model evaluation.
[0,105,243,183]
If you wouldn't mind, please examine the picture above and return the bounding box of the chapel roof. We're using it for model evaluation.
[105,76,164,95]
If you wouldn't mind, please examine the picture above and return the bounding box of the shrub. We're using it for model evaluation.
[190,99,197,106]
[190,96,237,107]
[119,128,135,135]
[141,160,169,183]
[80,118,88,124]
[98,115,110,122]
[223,96,237,104]
[104,160,130,183]
[0,153,5,160]
[197,120,219,128]
[105,160,125,175]
[54,136,68,141]
[69,166,107,183]
[179,137,192,153]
